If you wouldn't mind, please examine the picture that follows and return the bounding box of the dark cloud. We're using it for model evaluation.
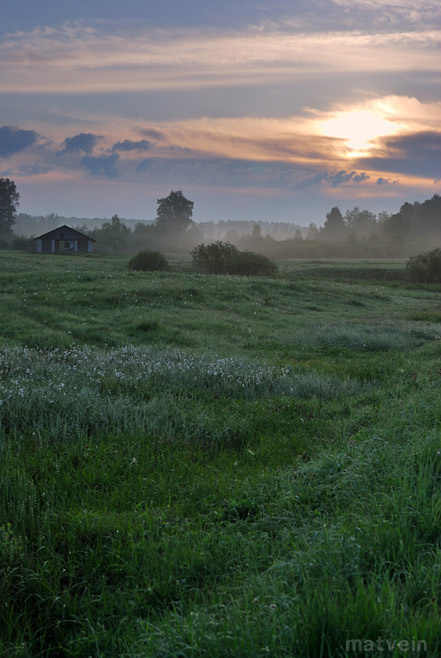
[162,145,193,154]
[138,127,165,140]
[112,139,153,152]
[59,133,102,155]
[360,131,441,179]
[80,153,119,178]
[376,177,397,186]
[352,172,369,183]
[300,170,370,188]
[0,125,39,157]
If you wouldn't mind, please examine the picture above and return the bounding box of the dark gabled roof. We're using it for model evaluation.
[34,225,95,241]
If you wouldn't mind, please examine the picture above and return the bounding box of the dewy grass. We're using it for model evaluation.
[0,345,365,442]
[296,321,441,352]
[2,253,441,656]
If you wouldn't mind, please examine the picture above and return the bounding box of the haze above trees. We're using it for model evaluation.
[1,177,440,258]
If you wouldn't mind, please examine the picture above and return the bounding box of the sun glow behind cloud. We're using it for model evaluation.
[0,5,440,219]
[318,110,403,156]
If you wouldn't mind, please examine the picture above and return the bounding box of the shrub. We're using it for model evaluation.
[192,241,278,276]
[128,249,168,272]
[191,241,239,274]
[228,250,278,276]
[406,248,441,283]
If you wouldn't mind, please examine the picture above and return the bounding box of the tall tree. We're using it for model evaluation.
[252,223,262,239]
[156,190,194,231]
[321,206,346,241]
[344,207,377,239]
[0,177,19,238]
[306,222,319,240]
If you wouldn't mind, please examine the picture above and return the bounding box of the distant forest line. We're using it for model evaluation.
[8,193,441,259]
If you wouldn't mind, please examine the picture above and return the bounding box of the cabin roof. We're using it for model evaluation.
[34,225,95,241]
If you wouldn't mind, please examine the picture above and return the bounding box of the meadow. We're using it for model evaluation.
[1,252,441,657]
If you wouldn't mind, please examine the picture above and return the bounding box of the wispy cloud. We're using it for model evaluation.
[299,170,370,188]
[112,139,153,152]
[331,0,440,16]
[0,23,439,93]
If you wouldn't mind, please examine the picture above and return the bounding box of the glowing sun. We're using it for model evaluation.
[318,109,400,156]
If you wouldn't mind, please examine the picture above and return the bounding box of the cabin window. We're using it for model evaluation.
[60,232,64,238]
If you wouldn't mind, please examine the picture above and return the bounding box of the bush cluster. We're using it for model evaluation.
[128,249,168,272]
[406,248,441,283]
[192,241,278,276]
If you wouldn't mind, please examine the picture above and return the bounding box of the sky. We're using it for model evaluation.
[0,0,440,224]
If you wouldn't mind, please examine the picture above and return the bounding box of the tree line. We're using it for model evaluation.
[1,176,440,258]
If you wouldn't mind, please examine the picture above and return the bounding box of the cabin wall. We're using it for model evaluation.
[35,227,95,253]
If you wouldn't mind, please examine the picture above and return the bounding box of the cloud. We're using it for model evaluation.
[330,0,441,30]
[300,170,370,187]
[16,163,53,176]
[127,96,440,167]
[59,132,102,155]
[376,176,397,185]
[139,127,165,140]
[135,115,343,164]
[388,130,441,155]
[361,131,441,178]
[0,125,39,157]
[112,139,153,152]
[80,153,119,178]
[1,23,439,93]
[133,156,372,191]
[332,0,439,13]
[352,172,370,183]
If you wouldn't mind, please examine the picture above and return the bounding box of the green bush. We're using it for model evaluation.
[128,249,168,272]
[406,248,441,283]
[191,241,238,274]
[192,241,277,276]
[228,249,278,276]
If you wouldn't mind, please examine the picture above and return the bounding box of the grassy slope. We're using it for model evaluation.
[1,252,441,657]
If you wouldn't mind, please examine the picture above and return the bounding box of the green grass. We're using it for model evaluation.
[1,252,441,656]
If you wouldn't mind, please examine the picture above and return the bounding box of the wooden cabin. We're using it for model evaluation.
[34,225,95,254]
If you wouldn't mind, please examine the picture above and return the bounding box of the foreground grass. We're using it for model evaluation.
[1,252,441,656]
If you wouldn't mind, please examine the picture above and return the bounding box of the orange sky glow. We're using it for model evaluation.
[0,2,440,221]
